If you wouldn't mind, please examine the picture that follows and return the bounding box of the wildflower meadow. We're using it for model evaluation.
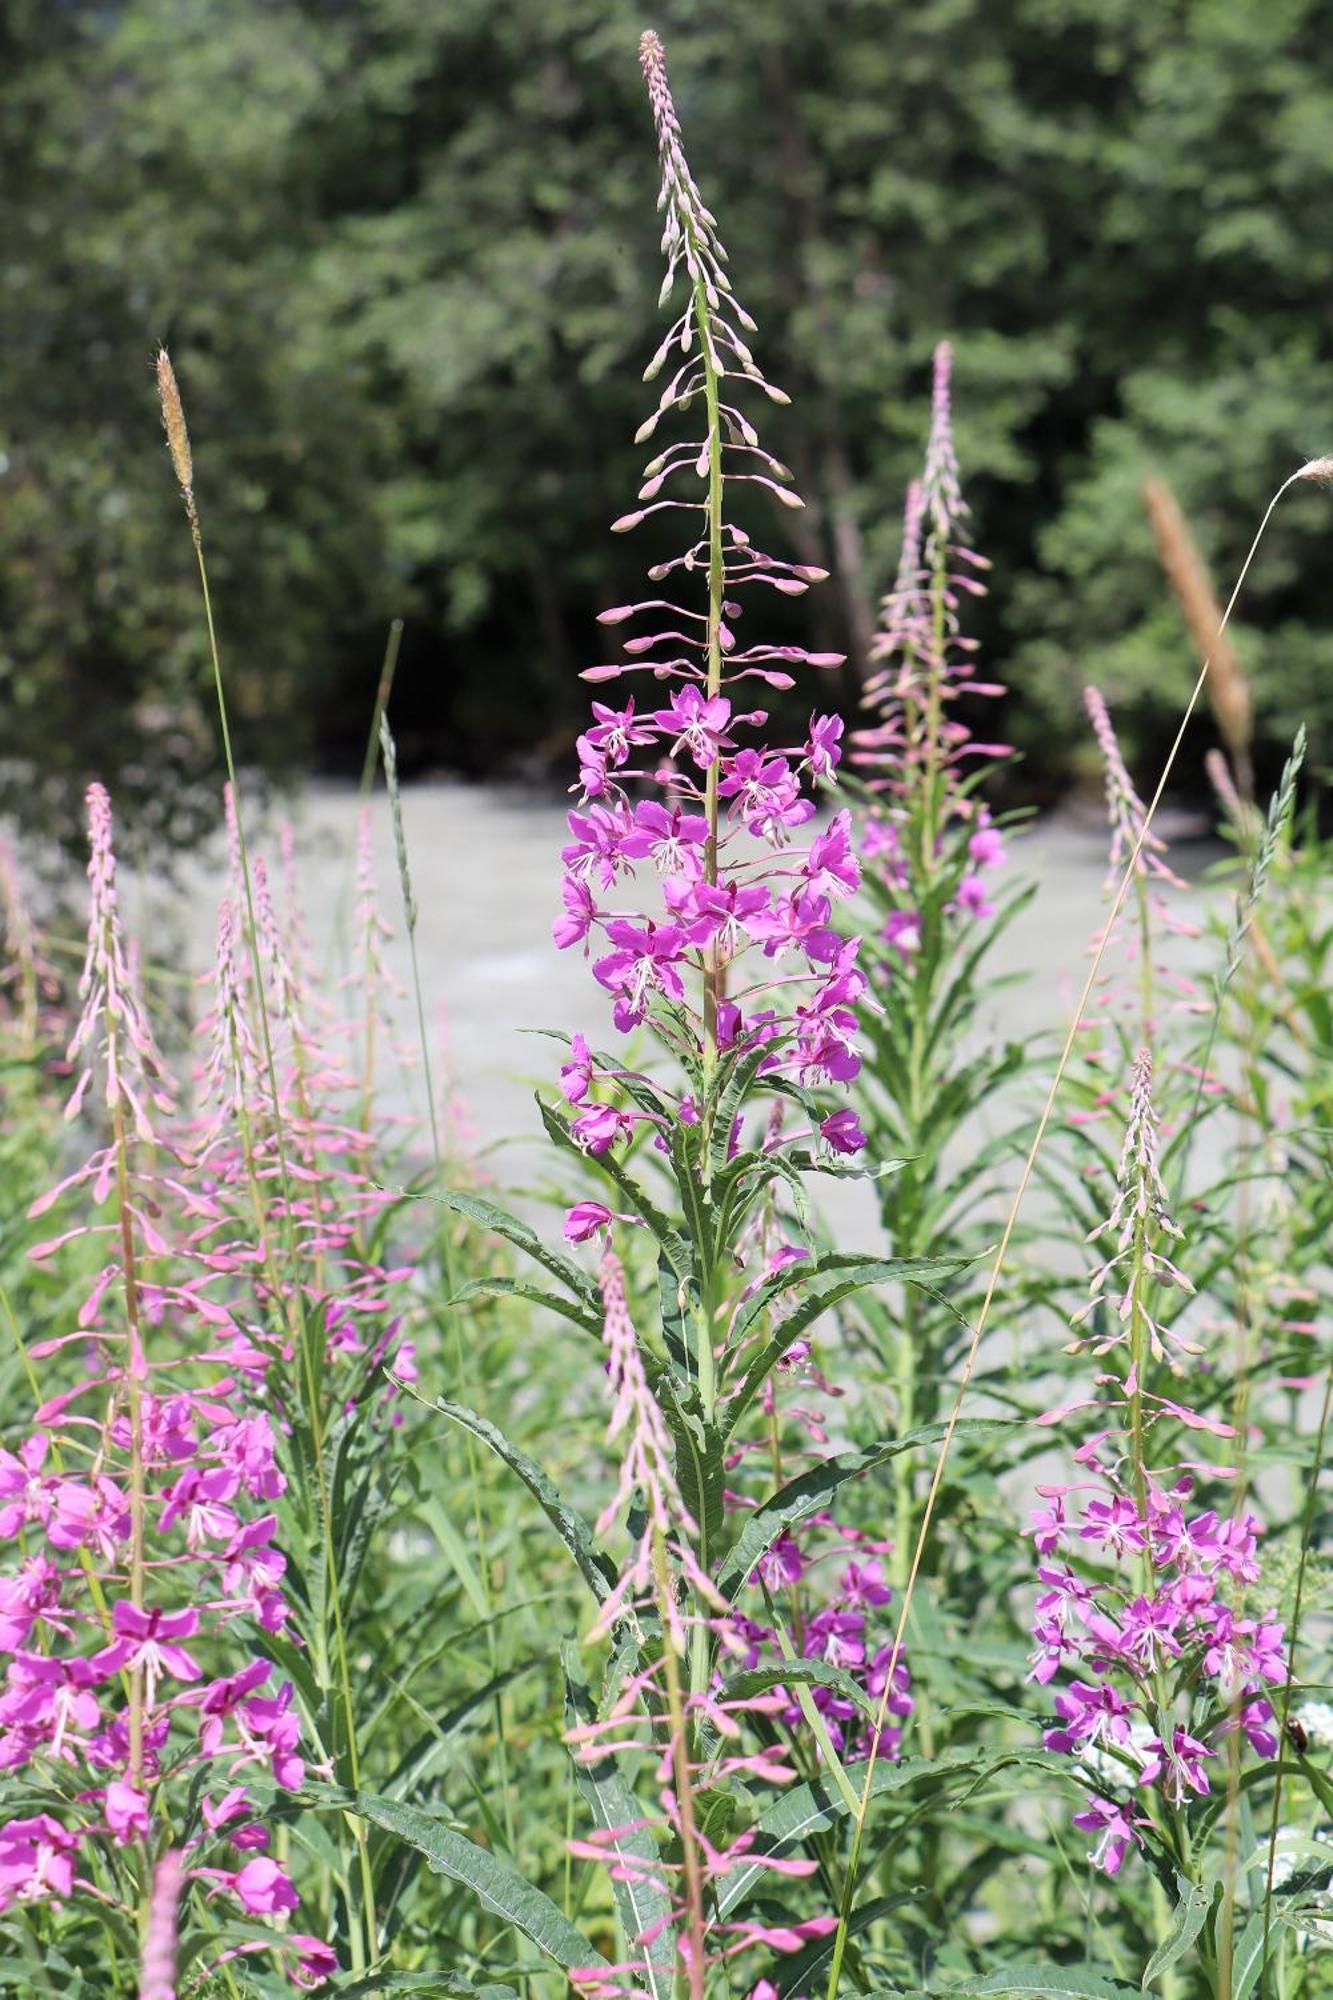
[0,31,1328,2000]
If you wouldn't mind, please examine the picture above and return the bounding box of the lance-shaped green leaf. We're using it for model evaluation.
[424,1186,600,1306]
[346,1792,604,1974]
[564,1651,674,2000]
[713,1747,1070,1917]
[933,1968,1142,1997]
[1140,1872,1215,1989]
[721,1255,969,1438]
[717,1421,1012,1596]
[651,1368,725,1555]
[776,1893,920,1997]
[425,1396,615,1603]
[328,1974,519,1998]
[443,1275,603,1338]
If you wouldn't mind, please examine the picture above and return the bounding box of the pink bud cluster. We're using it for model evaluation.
[567,1648,837,2000]
[553,31,868,1176]
[850,344,1010,957]
[1072,689,1202,1092]
[591,1251,724,1645]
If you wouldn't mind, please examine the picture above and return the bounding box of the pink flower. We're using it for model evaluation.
[564,1201,615,1244]
[881,909,921,960]
[95,1603,201,1700]
[820,1109,865,1155]
[104,1779,150,1843]
[968,824,1006,869]
[1140,1727,1214,1804]
[559,1034,595,1105]
[572,1105,634,1156]
[229,1855,299,1915]
[0,1814,77,1909]
[653,687,733,769]
[952,872,994,919]
[1072,1796,1143,1876]
[805,714,844,777]
[289,1935,339,1989]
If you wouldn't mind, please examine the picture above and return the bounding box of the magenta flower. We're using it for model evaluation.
[95,1603,201,1701]
[653,687,735,768]
[103,1778,150,1843]
[572,1105,635,1156]
[593,919,690,1030]
[805,714,844,778]
[559,1034,595,1105]
[968,823,1005,869]
[564,1201,615,1244]
[228,1854,299,1915]
[820,1109,866,1155]
[881,909,921,960]
[289,1935,340,1988]
[0,1814,77,1910]
[952,872,995,920]
[1140,1727,1214,1804]
[1072,1796,1144,1876]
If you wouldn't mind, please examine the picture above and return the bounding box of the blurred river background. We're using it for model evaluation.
[125,778,1225,1244]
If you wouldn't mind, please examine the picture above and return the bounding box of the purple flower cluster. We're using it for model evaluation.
[736,1532,914,1763]
[553,31,867,1174]
[1030,1465,1285,1874]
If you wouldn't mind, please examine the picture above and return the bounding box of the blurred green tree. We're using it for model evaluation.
[2,0,1330,846]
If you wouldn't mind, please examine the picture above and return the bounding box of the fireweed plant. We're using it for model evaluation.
[1026,696,1333,1989]
[0,784,352,1989]
[420,31,1064,2000]
[841,346,1038,1609]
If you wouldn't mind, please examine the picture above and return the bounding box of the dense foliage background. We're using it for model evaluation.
[4,0,1333,842]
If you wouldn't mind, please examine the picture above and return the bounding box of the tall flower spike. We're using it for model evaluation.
[1071,1049,1197,1366]
[844,348,1000,816]
[67,783,172,1139]
[555,32,864,1149]
[922,341,964,539]
[1083,688,1184,890]
[138,1849,183,2000]
[591,1252,722,1646]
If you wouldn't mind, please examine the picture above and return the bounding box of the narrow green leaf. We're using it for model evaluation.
[937,1966,1142,1997]
[722,1259,969,1438]
[717,1421,1012,1595]
[425,1186,598,1303]
[776,1894,919,1998]
[653,1371,725,1555]
[330,1975,518,1998]
[348,1792,603,1974]
[425,1396,615,1603]
[1140,1872,1214,1989]
[443,1275,602,1337]
[714,1746,1068,1916]
[1228,1907,1270,2000]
